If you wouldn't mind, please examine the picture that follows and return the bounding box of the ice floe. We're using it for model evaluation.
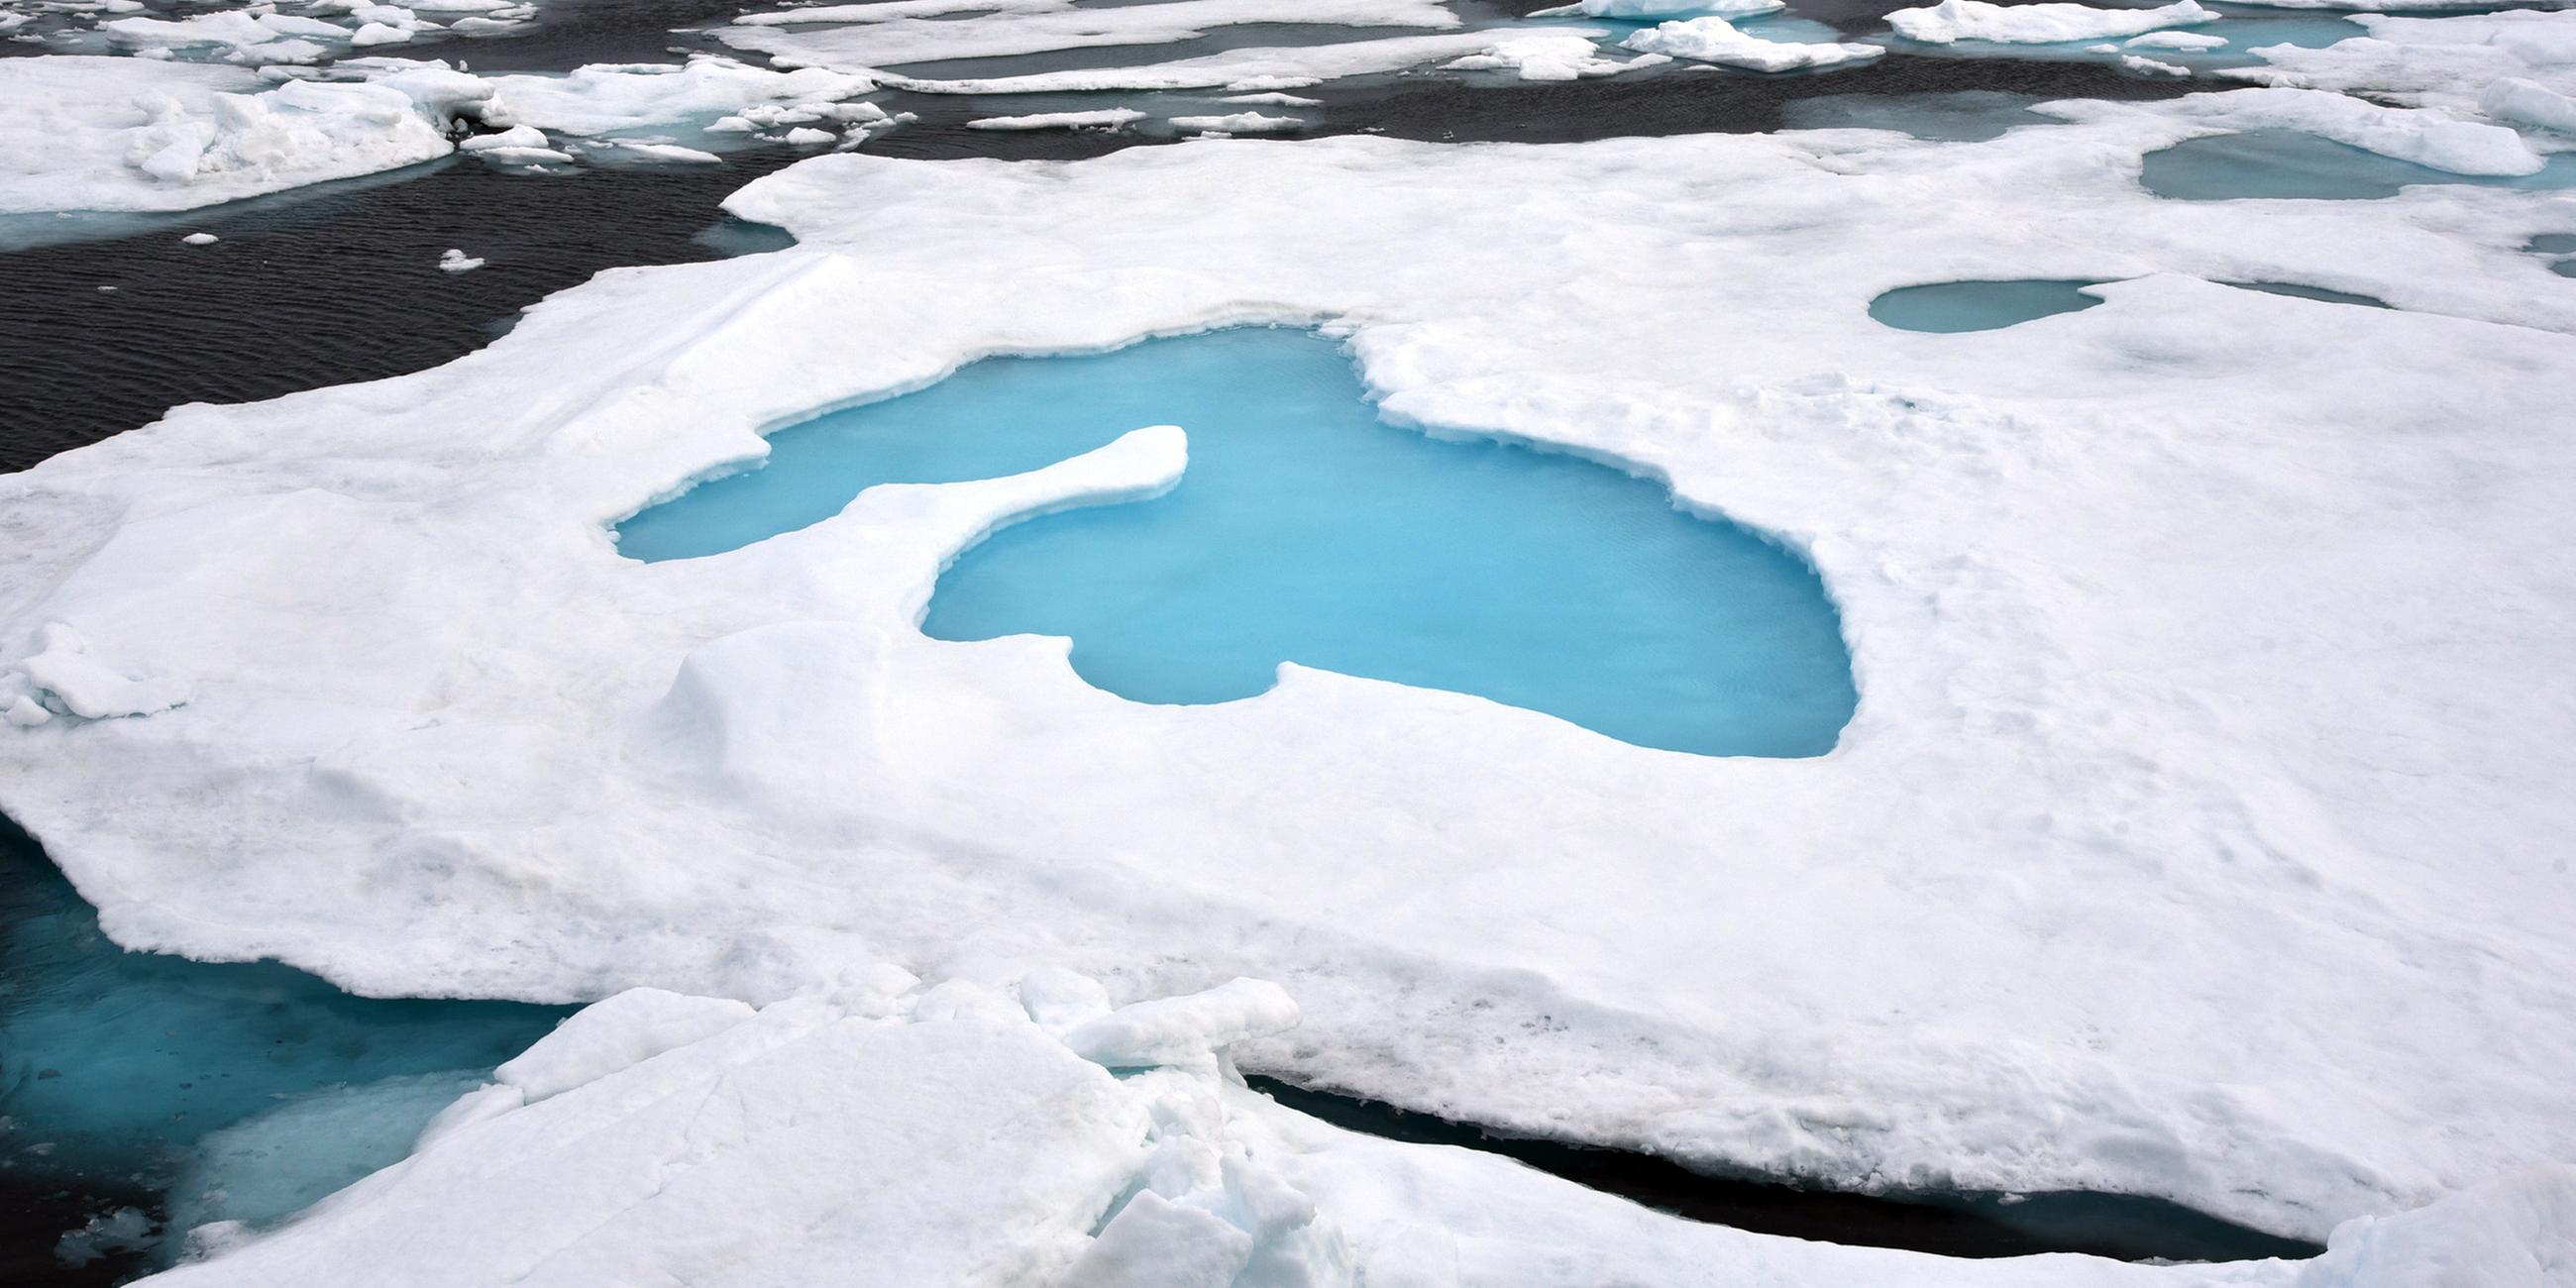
[883,29,1613,93]
[126,974,2576,1286]
[1170,111,1308,134]
[1888,0,2217,46]
[967,108,1150,131]
[1621,17,1884,71]
[718,0,1459,72]
[7,93,2576,1256]
[0,54,474,213]
[2235,9,2576,129]
[1443,33,1661,80]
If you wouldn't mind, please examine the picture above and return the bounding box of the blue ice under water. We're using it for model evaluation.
[1870,277,2390,332]
[0,818,571,1260]
[1869,279,2108,332]
[2142,129,2576,201]
[616,327,1859,758]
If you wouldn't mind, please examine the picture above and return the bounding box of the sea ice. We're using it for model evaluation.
[0,54,471,214]
[718,0,1457,73]
[126,974,2576,1287]
[437,247,483,271]
[1621,17,1883,71]
[884,30,1611,94]
[2235,10,2576,125]
[1888,0,2216,46]
[966,109,1149,131]
[1444,34,1660,80]
[472,55,877,137]
[6,87,2576,1260]
[1543,0,1786,16]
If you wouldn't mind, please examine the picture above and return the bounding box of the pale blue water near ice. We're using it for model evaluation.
[2143,129,2576,201]
[1870,279,2108,332]
[617,327,1859,758]
[1872,277,2393,332]
[0,816,572,1263]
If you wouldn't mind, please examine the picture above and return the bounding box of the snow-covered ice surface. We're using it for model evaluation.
[1888,0,2217,47]
[877,29,1619,94]
[0,55,478,214]
[2233,9,2576,125]
[8,83,2576,1271]
[715,0,1461,72]
[123,976,2576,1286]
[2,0,542,60]
[1623,16,1883,71]
[967,108,1151,131]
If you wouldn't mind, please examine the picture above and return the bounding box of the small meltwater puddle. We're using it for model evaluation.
[1872,276,2392,333]
[1869,278,2108,332]
[2141,128,2576,201]
[618,327,1860,758]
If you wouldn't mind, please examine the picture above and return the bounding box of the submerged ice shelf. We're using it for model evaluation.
[1870,278,2108,332]
[617,327,1859,758]
[0,816,571,1274]
[2142,128,2576,200]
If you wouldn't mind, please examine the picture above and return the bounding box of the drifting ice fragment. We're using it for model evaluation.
[1888,0,2215,45]
[438,248,483,271]
[1060,978,1300,1068]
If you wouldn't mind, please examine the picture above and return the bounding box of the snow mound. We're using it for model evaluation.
[1545,0,1785,17]
[1444,34,1662,81]
[1622,17,1884,71]
[130,974,2576,1288]
[718,0,1458,74]
[2234,10,2576,122]
[8,623,186,721]
[886,30,1611,94]
[0,56,472,215]
[493,987,753,1101]
[1889,0,2215,45]
[1171,111,1307,134]
[1061,977,1301,1069]
[967,109,1148,131]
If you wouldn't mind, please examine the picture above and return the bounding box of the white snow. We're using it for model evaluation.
[473,56,877,137]
[1888,0,2216,46]
[885,30,1611,94]
[2126,29,2226,51]
[10,622,185,719]
[457,122,548,151]
[2235,11,2576,129]
[718,0,1458,73]
[1541,0,1786,17]
[1443,34,1662,81]
[966,109,1149,131]
[1170,112,1307,135]
[615,140,724,163]
[493,986,752,1101]
[0,55,472,214]
[1621,17,1884,71]
[8,84,2576,1269]
[2484,77,2576,136]
[2055,84,2545,174]
[1057,977,1299,1068]
[127,974,2576,1287]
